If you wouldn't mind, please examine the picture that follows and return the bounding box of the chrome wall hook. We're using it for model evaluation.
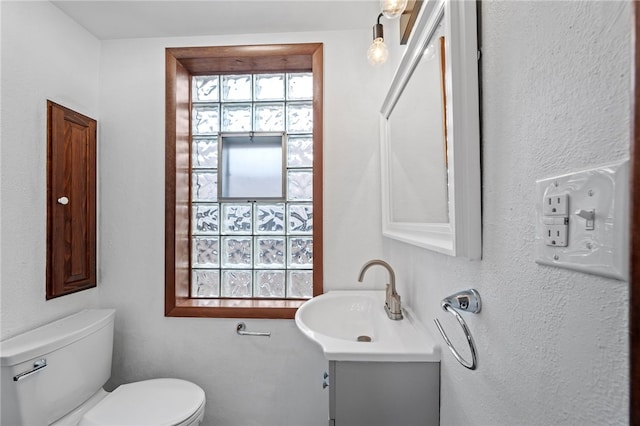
[434,289,481,370]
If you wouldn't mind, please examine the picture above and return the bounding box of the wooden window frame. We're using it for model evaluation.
[165,43,323,318]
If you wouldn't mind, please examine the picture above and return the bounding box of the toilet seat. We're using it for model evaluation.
[79,378,205,426]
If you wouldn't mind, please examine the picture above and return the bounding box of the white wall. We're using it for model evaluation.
[0,1,101,340]
[382,2,631,425]
[97,28,387,426]
[1,1,631,425]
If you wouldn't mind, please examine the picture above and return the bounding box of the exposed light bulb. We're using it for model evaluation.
[380,0,408,19]
[367,37,389,66]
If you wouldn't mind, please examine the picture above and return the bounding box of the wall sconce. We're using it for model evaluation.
[367,0,408,66]
[380,0,408,19]
[367,13,388,66]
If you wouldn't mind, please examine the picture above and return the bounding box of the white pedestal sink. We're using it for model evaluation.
[295,290,440,362]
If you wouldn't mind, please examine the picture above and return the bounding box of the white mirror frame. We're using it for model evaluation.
[380,0,481,259]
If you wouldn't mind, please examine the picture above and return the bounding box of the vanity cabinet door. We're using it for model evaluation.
[329,361,440,426]
[46,101,97,299]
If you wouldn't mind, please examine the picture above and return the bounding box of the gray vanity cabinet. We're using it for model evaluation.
[327,361,440,426]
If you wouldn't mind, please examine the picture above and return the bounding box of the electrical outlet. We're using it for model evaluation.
[541,194,569,247]
[544,222,568,247]
[543,193,569,216]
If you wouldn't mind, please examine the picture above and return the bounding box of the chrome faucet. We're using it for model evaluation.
[357,259,403,320]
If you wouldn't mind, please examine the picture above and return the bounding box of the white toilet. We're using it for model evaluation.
[0,309,206,426]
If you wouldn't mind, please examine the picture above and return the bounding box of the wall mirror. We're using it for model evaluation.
[380,0,481,259]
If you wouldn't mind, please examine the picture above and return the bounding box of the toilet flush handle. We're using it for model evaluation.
[13,358,48,382]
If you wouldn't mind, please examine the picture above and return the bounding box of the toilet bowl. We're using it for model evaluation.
[0,309,206,426]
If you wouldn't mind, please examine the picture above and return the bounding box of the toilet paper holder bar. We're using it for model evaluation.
[236,322,271,337]
[434,289,481,370]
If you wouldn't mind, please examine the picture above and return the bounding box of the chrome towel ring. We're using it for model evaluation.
[434,289,481,370]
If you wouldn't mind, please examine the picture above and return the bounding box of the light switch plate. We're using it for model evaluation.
[535,159,629,281]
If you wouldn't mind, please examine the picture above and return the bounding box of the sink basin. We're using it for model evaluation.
[295,290,440,362]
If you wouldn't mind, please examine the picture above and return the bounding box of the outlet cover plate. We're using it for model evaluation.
[535,159,629,281]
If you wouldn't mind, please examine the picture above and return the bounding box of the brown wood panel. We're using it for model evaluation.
[400,0,424,45]
[47,101,96,299]
[165,52,179,314]
[186,56,312,75]
[173,298,306,319]
[165,43,324,319]
[165,52,192,315]
[311,44,324,297]
[168,43,321,75]
[631,3,639,424]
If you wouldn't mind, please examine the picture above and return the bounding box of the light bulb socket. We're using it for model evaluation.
[372,13,385,41]
[373,23,384,41]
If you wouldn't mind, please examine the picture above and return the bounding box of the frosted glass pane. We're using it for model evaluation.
[222,75,252,102]
[287,136,313,168]
[287,170,313,201]
[193,138,218,168]
[255,204,285,234]
[193,105,220,135]
[255,237,285,268]
[220,135,283,200]
[221,203,252,234]
[192,171,218,201]
[287,270,313,298]
[192,269,220,297]
[288,204,313,234]
[222,104,252,131]
[286,102,313,133]
[221,270,252,297]
[254,103,284,132]
[255,74,285,100]
[192,237,219,267]
[221,236,252,268]
[288,237,313,268]
[193,76,219,102]
[287,73,313,100]
[254,270,286,298]
[193,203,219,234]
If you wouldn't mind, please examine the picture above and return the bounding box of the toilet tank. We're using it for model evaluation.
[0,309,115,426]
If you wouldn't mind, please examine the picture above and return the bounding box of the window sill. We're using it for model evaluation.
[166,297,309,319]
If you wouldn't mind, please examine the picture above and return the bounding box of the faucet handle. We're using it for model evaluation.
[385,292,403,320]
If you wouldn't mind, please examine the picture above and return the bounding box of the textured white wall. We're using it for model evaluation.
[383,2,631,425]
[1,1,631,425]
[0,1,101,340]
[97,28,387,426]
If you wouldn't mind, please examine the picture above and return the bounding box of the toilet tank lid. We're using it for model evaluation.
[0,309,115,366]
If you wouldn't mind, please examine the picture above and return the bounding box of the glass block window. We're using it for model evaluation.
[191,73,314,300]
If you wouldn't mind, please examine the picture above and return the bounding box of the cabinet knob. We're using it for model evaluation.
[57,196,69,205]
